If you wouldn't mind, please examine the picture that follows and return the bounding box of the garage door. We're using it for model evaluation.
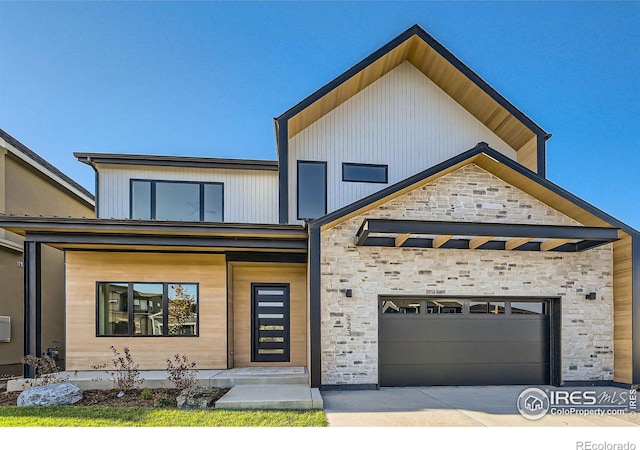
[379,298,550,386]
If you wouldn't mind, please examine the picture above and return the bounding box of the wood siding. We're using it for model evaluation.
[613,234,633,384]
[65,252,227,370]
[230,263,307,367]
[288,61,518,223]
[97,164,278,224]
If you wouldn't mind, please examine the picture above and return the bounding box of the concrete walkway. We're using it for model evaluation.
[322,386,640,427]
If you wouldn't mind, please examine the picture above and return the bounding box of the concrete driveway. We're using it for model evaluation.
[322,386,640,427]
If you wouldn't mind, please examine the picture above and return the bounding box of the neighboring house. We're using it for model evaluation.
[0,129,94,376]
[1,25,638,388]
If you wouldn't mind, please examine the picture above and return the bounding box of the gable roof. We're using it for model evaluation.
[310,142,638,239]
[277,24,549,154]
[0,128,95,207]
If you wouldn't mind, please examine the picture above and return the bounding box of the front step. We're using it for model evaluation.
[208,367,308,388]
[215,384,323,410]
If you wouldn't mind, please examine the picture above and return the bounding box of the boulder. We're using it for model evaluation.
[17,382,83,406]
[176,387,219,409]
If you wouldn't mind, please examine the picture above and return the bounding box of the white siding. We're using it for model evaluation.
[97,164,278,224]
[288,61,518,223]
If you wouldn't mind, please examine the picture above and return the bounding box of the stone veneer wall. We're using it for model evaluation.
[320,164,613,385]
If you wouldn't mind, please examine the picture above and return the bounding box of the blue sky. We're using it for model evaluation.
[1,1,638,229]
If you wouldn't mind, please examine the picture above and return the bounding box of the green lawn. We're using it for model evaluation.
[0,406,327,427]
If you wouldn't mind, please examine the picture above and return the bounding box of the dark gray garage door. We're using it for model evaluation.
[379,298,550,386]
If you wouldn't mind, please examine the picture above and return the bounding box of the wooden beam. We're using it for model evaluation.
[505,237,533,251]
[540,238,573,252]
[469,236,493,249]
[432,235,453,249]
[395,233,411,247]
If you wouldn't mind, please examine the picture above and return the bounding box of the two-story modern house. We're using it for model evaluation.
[1,25,638,389]
[0,129,94,376]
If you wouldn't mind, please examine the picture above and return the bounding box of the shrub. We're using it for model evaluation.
[21,353,67,387]
[92,346,143,393]
[155,394,171,408]
[140,387,153,400]
[166,354,198,391]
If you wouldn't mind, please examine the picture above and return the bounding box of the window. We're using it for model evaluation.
[130,180,223,222]
[97,282,198,337]
[342,163,388,183]
[297,161,327,220]
[381,299,421,314]
[470,301,505,314]
[511,302,547,315]
[426,300,464,314]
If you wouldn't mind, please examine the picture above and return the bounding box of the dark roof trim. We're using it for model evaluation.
[74,152,278,171]
[310,142,639,237]
[356,218,619,252]
[276,24,547,137]
[0,215,307,238]
[0,128,95,204]
[23,231,307,251]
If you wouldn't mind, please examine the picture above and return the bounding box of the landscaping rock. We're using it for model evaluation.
[176,387,220,409]
[17,382,83,406]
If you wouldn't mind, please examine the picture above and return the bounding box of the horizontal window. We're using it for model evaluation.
[97,282,198,337]
[130,180,223,222]
[380,298,548,316]
[381,299,421,314]
[342,163,388,183]
[426,300,464,314]
[511,302,547,315]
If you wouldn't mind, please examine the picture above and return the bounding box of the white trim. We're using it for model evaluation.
[0,136,95,206]
[0,236,24,253]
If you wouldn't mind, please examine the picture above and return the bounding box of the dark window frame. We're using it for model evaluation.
[342,162,388,184]
[95,281,200,337]
[379,296,550,319]
[296,160,327,221]
[129,179,224,222]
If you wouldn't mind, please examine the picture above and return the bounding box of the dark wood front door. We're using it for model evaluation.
[251,283,290,362]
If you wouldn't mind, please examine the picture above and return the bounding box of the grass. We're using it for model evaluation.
[0,406,327,427]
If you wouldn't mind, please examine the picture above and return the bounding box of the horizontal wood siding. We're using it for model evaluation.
[65,252,227,370]
[97,164,278,224]
[288,61,518,223]
[613,234,633,384]
[231,263,307,367]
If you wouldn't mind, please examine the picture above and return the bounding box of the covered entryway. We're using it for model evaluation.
[378,297,552,386]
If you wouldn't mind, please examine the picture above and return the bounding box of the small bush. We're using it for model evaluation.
[166,354,198,391]
[92,346,143,393]
[155,394,171,408]
[21,354,67,387]
[140,388,153,400]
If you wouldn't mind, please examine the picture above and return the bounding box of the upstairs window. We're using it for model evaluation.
[130,180,223,222]
[342,163,388,183]
[297,161,327,220]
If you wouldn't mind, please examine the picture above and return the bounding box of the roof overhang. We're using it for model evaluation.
[0,215,308,252]
[277,24,548,155]
[0,129,95,207]
[74,153,278,171]
[356,218,620,252]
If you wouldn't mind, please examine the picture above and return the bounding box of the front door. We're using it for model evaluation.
[251,283,290,362]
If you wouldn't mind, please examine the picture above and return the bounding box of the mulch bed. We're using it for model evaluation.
[0,387,229,408]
